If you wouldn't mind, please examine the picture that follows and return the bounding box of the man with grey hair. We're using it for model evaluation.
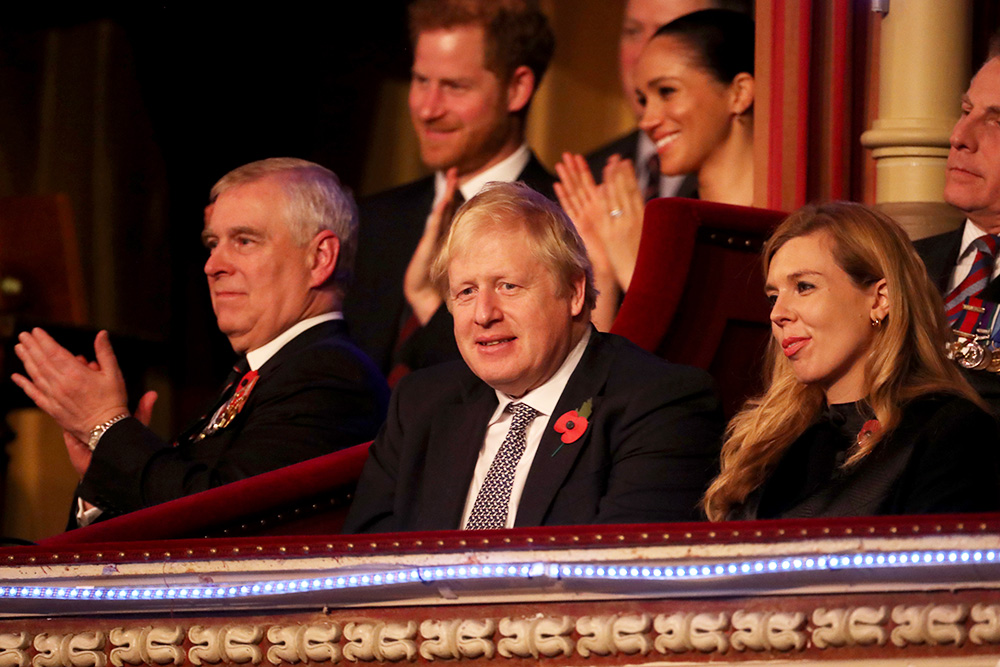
[343,182,721,533]
[13,158,389,527]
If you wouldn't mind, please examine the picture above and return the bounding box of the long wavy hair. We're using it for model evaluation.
[703,202,982,521]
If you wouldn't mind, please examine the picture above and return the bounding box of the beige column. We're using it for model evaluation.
[860,0,972,239]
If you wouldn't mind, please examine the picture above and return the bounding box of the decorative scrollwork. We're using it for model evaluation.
[811,607,888,648]
[418,619,495,660]
[342,622,417,662]
[32,633,106,667]
[891,604,969,647]
[266,624,341,664]
[0,633,30,667]
[730,611,806,652]
[188,626,264,665]
[576,614,651,657]
[970,604,1000,645]
[653,612,729,653]
[497,616,573,658]
[108,627,184,667]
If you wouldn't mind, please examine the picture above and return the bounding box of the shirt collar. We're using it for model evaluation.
[244,312,342,371]
[434,144,532,206]
[488,327,592,425]
[959,218,987,259]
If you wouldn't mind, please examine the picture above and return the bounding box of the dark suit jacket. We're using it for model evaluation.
[915,227,1000,415]
[345,153,556,376]
[342,330,723,533]
[585,129,698,199]
[77,320,390,521]
[734,395,1000,519]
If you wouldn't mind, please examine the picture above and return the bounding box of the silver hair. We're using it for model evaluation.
[210,157,358,288]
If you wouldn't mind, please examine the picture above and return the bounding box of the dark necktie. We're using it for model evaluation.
[388,188,466,387]
[465,402,539,530]
[174,357,249,446]
[945,234,999,324]
[643,153,660,202]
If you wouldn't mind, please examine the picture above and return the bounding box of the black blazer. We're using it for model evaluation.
[345,153,557,376]
[915,227,1000,415]
[342,330,723,533]
[585,129,698,198]
[76,320,389,521]
[733,395,1000,519]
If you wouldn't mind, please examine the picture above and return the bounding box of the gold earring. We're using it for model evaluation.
[871,316,881,327]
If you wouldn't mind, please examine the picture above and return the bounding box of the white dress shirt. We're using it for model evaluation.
[433,143,532,207]
[459,328,591,529]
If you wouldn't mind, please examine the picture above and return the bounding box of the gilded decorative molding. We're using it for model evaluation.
[730,611,807,652]
[108,627,184,667]
[811,607,888,648]
[341,622,417,662]
[496,616,573,658]
[419,619,494,660]
[32,633,106,667]
[890,604,969,648]
[653,612,729,653]
[266,624,341,665]
[0,633,30,667]
[188,626,264,665]
[970,604,1000,645]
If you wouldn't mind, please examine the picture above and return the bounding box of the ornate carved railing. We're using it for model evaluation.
[2,514,1000,665]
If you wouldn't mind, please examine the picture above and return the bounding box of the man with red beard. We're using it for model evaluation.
[345,0,556,382]
[915,51,1000,416]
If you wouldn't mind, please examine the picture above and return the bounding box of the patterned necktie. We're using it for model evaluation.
[465,402,539,530]
[945,234,1000,324]
[643,153,660,202]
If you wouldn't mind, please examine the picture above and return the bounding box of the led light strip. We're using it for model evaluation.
[2,548,998,603]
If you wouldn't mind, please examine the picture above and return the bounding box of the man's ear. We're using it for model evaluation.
[569,273,587,318]
[728,72,754,116]
[309,231,340,288]
[506,65,536,114]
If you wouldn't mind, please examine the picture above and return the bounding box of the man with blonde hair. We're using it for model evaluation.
[344,182,721,533]
[14,158,389,527]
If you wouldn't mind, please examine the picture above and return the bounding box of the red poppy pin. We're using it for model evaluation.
[552,398,592,456]
[856,419,881,447]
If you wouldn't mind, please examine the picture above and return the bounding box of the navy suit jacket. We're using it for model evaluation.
[915,227,1000,416]
[76,320,389,522]
[585,129,698,199]
[342,330,723,533]
[345,153,556,376]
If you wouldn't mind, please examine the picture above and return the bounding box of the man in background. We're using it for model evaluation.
[345,0,556,383]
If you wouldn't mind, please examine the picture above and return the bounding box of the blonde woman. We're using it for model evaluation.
[704,202,1000,521]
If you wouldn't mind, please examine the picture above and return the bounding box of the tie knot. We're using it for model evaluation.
[508,402,538,428]
[975,234,1000,257]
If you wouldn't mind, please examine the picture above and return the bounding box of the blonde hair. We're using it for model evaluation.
[703,202,982,521]
[430,181,597,310]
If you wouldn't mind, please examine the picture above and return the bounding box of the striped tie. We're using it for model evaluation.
[945,234,999,324]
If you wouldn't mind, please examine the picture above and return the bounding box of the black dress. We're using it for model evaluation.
[732,394,1000,519]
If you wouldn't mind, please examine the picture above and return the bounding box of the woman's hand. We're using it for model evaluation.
[403,167,458,325]
[598,155,645,290]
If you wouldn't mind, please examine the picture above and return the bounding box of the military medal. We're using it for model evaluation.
[196,370,260,441]
[949,297,1000,373]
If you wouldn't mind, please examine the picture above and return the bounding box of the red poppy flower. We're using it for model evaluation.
[856,419,881,445]
[554,410,588,444]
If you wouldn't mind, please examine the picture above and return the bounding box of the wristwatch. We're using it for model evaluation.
[86,413,130,451]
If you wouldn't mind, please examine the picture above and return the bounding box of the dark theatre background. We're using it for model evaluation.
[0,4,409,438]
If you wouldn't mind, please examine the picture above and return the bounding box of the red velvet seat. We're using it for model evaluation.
[610,198,787,417]
[39,442,372,546]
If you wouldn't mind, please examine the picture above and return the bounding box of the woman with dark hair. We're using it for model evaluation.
[555,9,755,329]
[703,202,1000,521]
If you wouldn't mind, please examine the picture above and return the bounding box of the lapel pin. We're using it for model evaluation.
[552,398,592,456]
